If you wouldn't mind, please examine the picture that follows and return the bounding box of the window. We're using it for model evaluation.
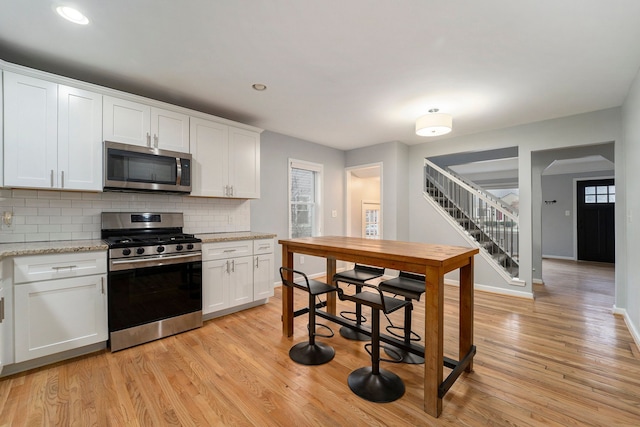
[289,159,323,238]
[584,184,615,204]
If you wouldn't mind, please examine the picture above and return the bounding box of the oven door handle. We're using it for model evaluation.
[109,253,202,271]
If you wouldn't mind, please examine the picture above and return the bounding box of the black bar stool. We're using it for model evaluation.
[279,267,338,365]
[378,271,426,364]
[336,282,411,403]
[333,264,385,341]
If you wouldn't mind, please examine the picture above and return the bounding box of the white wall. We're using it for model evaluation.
[250,130,345,278]
[621,67,640,340]
[409,108,623,295]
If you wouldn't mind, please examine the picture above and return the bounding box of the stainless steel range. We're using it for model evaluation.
[102,212,202,351]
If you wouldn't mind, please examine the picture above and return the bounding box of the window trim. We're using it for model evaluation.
[288,158,323,238]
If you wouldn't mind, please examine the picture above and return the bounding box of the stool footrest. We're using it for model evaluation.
[339,310,366,323]
[385,324,421,342]
[310,322,334,338]
[364,343,404,364]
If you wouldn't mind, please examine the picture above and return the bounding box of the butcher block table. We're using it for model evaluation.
[278,236,479,417]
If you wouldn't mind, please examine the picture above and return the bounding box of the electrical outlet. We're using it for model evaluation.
[2,211,14,230]
[300,256,305,264]
[228,215,234,224]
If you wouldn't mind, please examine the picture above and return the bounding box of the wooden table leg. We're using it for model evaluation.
[424,265,444,417]
[459,256,474,372]
[282,245,294,337]
[326,257,337,315]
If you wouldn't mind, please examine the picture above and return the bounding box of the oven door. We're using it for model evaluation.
[108,258,202,334]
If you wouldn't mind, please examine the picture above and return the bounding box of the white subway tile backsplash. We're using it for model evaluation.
[0,189,251,243]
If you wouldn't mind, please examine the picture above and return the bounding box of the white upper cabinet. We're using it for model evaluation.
[3,72,58,188]
[3,72,102,191]
[190,117,260,198]
[57,85,103,191]
[228,127,260,199]
[190,117,228,197]
[151,107,190,152]
[103,96,189,152]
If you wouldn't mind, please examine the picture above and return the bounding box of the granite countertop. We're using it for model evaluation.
[0,239,109,260]
[196,231,277,243]
[0,232,277,259]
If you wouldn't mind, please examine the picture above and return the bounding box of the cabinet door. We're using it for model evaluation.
[230,256,253,307]
[58,85,103,191]
[14,274,108,362]
[254,253,274,300]
[103,96,151,147]
[228,127,260,198]
[4,72,58,188]
[202,259,230,314]
[190,117,229,197]
[151,107,190,152]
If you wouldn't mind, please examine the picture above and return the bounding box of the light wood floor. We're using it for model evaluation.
[0,259,638,426]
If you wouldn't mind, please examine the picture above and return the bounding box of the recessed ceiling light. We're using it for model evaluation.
[56,6,89,25]
[252,83,267,91]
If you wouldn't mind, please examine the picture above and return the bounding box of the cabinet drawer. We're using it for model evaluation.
[253,239,274,254]
[202,241,252,261]
[14,251,107,284]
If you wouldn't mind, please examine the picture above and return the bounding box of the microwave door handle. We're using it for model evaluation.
[176,158,182,186]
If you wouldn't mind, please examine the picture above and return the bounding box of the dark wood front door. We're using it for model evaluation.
[577,179,615,263]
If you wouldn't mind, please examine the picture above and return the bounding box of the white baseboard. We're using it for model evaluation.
[444,278,534,299]
[613,306,640,353]
[542,254,576,261]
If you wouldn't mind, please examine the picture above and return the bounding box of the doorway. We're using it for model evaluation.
[577,178,615,263]
[346,164,382,238]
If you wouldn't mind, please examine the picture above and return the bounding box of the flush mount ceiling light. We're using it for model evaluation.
[56,6,89,25]
[252,83,267,91]
[416,108,452,137]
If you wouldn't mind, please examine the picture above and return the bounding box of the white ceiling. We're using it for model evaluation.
[1,1,640,151]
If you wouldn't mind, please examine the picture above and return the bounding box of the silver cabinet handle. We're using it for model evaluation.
[52,265,77,270]
[231,259,235,272]
[61,170,65,188]
[101,276,105,294]
[230,185,234,197]
[223,249,236,253]
[255,256,259,269]
[224,185,229,197]
[154,134,159,148]
[51,169,54,188]
[225,260,230,274]
[0,297,4,323]
[146,132,151,147]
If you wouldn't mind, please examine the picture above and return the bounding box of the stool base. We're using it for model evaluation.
[289,341,335,365]
[347,367,405,403]
[339,325,370,341]
[384,346,425,364]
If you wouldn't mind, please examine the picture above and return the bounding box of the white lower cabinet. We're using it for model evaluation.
[202,239,274,316]
[13,252,108,363]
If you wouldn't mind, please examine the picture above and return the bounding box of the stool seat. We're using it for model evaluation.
[280,267,338,366]
[378,271,426,365]
[333,264,385,341]
[337,282,410,403]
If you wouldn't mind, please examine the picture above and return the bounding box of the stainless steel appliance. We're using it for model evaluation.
[102,212,202,351]
[104,141,192,193]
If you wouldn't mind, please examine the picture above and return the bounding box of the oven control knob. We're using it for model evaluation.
[157,246,165,253]
[176,244,184,251]
[187,243,194,250]
[122,248,131,256]
[136,247,145,255]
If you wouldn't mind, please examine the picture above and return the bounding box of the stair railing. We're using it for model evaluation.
[424,159,519,268]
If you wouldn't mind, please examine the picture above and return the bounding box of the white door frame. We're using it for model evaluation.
[345,162,383,238]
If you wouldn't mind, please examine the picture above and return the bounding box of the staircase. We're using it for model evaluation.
[424,160,519,278]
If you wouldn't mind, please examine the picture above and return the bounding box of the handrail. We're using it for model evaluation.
[443,165,518,216]
[424,159,519,275]
[424,160,518,222]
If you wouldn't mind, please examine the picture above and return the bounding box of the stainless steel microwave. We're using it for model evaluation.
[104,141,192,193]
